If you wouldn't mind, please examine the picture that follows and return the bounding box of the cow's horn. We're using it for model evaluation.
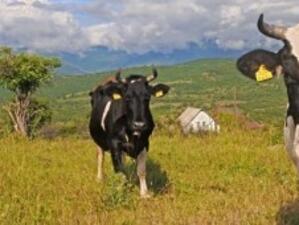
[257,14,287,40]
[146,67,158,82]
[115,69,126,83]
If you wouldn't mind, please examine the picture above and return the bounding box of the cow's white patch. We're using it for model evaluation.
[286,25,299,61]
[284,116,295,152]
[292,124,299,173]
[101,100,112,131]
[275,65,283,77]
[97,146,105,182]
[130,78,143,84]
[284,115,299,173]
[136,149,150,198]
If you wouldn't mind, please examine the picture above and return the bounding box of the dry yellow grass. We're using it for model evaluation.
[0,120,299,225]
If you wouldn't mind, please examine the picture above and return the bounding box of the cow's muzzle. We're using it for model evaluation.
[132,121,146,137]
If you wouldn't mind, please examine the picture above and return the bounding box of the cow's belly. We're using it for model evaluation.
[92,132,110,151]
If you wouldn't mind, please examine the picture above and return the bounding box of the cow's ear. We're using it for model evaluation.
[105,85,124,100]
[237,49,282,82]
[151,84,170,98]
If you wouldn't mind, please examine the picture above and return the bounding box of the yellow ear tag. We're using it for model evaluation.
[155,90,164,97]
[112,93,122,100]
[255,65,273,82]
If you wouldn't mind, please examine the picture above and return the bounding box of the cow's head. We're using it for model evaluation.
[116,68,170,136]
[237,14,299,82]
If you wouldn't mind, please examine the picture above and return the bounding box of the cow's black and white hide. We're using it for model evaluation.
[237,14,299,173]
[89,69,170,197]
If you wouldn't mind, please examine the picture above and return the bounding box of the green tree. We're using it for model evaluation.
[0,47,61,137]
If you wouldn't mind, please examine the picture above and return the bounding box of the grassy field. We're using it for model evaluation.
[1,119,299,225]
[0,59,298,224]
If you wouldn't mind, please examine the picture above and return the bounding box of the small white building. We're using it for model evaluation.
[177,107,220,134]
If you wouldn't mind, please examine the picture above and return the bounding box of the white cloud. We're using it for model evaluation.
[0,0,298,54]
[0,0,89,53]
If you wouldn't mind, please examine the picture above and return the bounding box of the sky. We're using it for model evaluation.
[0,0,298,56]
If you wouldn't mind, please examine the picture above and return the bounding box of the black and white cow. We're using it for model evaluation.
[89,68,170,197]
[237,14,299,173]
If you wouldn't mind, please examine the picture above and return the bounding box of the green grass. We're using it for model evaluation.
[1,118,299,224]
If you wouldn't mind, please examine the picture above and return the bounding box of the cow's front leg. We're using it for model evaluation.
[284,116,299,173]
[137,149,150,198]
[110,139,125,173]
[96,146,105,182]
[122,151,126,165]
[111,150,124,173]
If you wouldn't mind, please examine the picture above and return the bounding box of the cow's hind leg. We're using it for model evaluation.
[97,146,105,182]
[137,149,150,198]
[284,116,299,173]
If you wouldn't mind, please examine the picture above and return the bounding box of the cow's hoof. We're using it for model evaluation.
[140,192,152,199]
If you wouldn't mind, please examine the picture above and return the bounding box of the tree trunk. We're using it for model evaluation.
[3,94,30,137]
[16,95,30,136]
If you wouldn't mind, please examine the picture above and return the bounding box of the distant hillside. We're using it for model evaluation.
[0,58,287,126]
[27,58,286,125]
[55,44,241,75]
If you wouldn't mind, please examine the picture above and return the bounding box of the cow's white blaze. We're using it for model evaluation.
[137,149,149,197]
[284,115,299,173]
[286,25,299,61]
[97,146,105,181]
[101,100,112,131]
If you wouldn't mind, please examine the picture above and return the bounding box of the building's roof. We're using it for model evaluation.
[177,107,202,127]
